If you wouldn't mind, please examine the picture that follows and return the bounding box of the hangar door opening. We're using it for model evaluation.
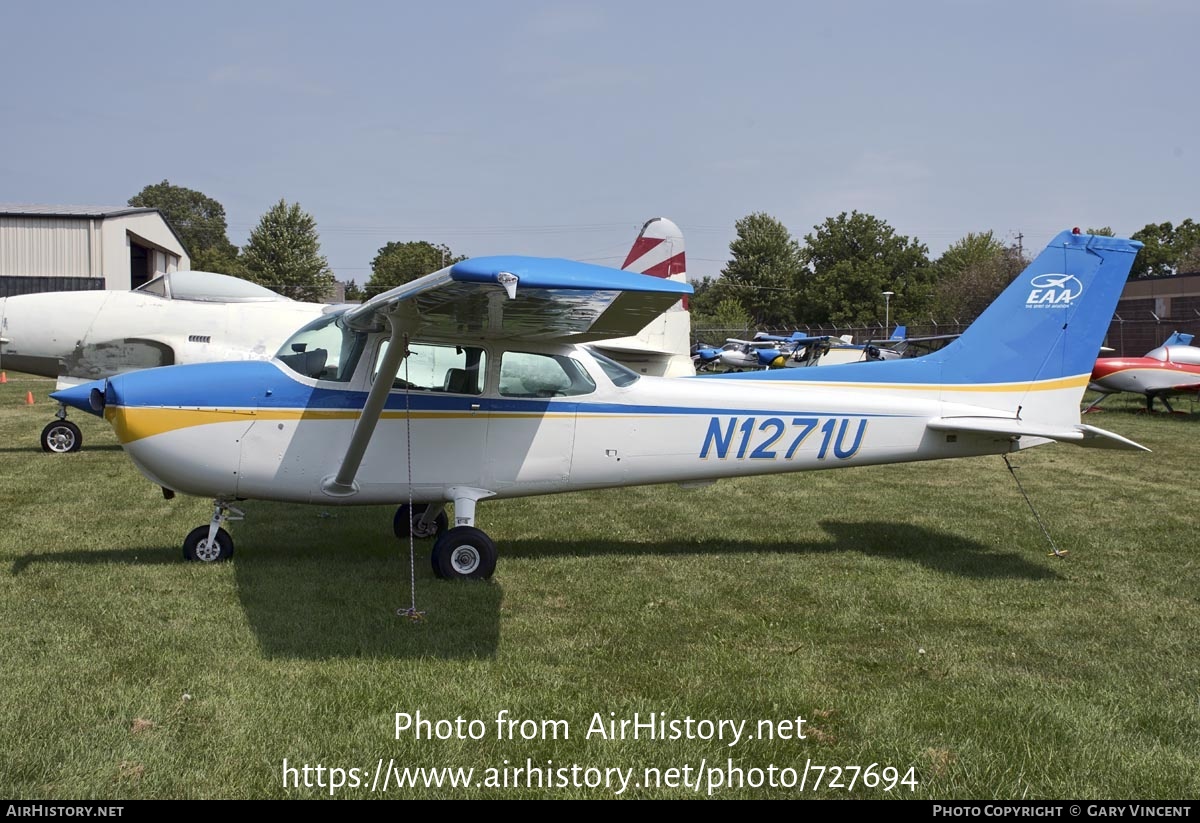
[129,241,152,289]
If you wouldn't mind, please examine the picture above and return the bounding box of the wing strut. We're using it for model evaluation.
[321,317,409,497]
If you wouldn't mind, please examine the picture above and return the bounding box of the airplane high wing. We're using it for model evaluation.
[55,230,1145,581]
[342,256,692,341]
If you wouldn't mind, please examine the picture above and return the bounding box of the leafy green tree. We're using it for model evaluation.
[240,200,335,302]
[799,211,933,326]
[692,296,753,338]
[129,180,242,274]
[933,231,1027,321]
[1130,219,1200,278]
[720,213,802,328]
[1180,237,1200,274]
[1130,222,1172,278]
[935,231,1006,278]
[1086,226,1115,237]
[687,276,730,323]
[341,279,365,302]
[365,241,466,298]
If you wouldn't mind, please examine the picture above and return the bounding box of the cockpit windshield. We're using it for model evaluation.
[134,270,291,303]
[275,308,367,382]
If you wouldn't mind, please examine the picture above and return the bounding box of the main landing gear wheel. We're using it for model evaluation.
[183,525,234,562]
[393,504,448,540]
[40,420,82,453]
[431,526,497,580]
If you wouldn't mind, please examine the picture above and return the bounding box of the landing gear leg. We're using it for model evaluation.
[430,487,498,580]
[182,500,243,562]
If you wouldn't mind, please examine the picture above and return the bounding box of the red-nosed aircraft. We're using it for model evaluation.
[1087,331,1200,412]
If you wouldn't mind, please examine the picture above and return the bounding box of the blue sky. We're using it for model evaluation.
[2,1,1196,282]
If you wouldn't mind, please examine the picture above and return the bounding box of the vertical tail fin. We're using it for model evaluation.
[621,217,686,281]
[714,231,1142,428]
[932,231,1140,397]
[592,217,693,376]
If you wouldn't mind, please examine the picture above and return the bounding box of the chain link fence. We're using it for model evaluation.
[1104,316,1200,357]
[696,316,1199,359]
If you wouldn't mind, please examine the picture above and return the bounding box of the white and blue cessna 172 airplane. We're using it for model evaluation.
[54,230,1145,580]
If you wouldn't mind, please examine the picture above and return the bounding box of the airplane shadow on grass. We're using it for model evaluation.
[9,539,504,662]
[11,519,1059,661]
[0,444,125,454]
[502,520,1064,582]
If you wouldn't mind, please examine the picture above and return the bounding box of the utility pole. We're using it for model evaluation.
[1015,232,1024,259]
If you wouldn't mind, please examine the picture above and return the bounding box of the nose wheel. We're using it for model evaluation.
[183,525,234,562]
[182,500,242,562]
[40,417,82,453]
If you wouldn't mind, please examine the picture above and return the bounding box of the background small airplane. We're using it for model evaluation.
[702,328,908,371]
[54,230,1144,581]
[0,270,333,452]
[1086,331,1200,412]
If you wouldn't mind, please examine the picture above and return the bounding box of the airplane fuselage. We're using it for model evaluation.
[0,290,326,384]
[100,337,1050,506]
[1089,356,1200,397]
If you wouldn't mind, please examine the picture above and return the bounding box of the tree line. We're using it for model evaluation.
[130,180,472,303]
[692,213,1200,333]
[132,181,1200,320]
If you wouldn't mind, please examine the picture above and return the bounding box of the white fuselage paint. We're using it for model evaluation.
[0,290,326,385]
[118,339,1047,505]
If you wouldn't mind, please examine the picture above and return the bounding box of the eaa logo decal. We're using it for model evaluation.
[1026,273,1083,309]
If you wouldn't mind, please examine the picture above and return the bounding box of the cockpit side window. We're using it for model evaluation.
[374,341,487,395]
[499,352,596,398]
[275,311,366,381]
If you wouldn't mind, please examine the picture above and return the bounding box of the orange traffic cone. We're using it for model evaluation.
[24,391,33,405]
[0,371,7,383]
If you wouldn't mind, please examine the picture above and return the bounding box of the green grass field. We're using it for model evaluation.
[1,370,1197,799]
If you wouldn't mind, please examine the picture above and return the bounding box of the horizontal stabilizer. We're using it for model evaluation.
[1075,424,1151,451]
[928,417,1149,452]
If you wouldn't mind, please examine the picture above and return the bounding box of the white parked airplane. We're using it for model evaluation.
[0,270,333,452]
[54,231,1145,579]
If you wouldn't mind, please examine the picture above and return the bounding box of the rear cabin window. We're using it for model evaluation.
[374,341,487,395]
[499,352,596,398]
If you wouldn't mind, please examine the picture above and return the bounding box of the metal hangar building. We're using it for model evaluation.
[0,204,190,297]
